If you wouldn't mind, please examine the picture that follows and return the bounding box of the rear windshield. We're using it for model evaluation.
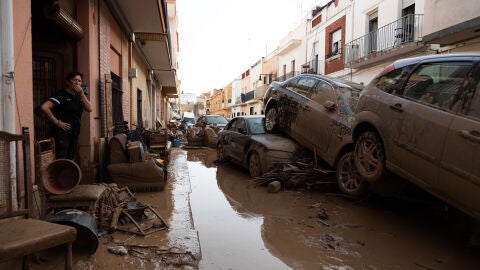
[183,117,195,124]
[206,116,228,124]
[246,118,266,135]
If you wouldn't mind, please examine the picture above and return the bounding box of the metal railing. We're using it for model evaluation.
[344,14,423,65]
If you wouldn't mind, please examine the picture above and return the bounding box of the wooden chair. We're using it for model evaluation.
[0,127,77,269]
[34,138,107,224]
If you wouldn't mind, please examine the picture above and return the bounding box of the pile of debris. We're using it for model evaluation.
[254,156,337,191]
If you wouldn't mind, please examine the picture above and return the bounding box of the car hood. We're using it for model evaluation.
[250,134,300,152]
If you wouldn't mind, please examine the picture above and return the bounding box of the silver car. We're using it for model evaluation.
[352,53,480,219]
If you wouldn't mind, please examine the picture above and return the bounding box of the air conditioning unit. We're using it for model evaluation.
[128,68,138,78]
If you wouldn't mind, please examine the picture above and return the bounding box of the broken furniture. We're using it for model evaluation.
[0,127,77,269]
[186,127,205,146]
[107,133,166,192]
[148,129,172,163]
[35,138,107,223]
[97,184,168,235]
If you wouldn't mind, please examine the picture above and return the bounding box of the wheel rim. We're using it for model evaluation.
[356,137,381,176]
[217,144,225,161]
[249,153,261,177]
[265,108,277,131]
[338,153,362,193]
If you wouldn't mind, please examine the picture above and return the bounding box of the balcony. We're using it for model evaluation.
[344,14,424,69]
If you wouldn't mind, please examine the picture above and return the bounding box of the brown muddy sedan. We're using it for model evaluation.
[263,74,366,198]
[216,115,303,177]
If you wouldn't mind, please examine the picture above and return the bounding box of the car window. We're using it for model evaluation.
[458,64,480,117]
[206,115,228,124]
[311,79,333,100]
[285,77,300,91]
[226,119,237,131]
[236,118,246,133]
[247,118,266,135]
[372,67,409,95]
[336,87,361,115]
[294,77,317,98]
[403,62,473,110]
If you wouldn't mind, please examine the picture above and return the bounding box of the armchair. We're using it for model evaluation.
[107,133,166,192]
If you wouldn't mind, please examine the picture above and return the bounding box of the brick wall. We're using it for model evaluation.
[324,15,346,75]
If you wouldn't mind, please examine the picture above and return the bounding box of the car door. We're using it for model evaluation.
[228,118,249,164]
[220,118,238,159]
[390,61,473,187]
[438,63,480,218]
[294,78,336,155]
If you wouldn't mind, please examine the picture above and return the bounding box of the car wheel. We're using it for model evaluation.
[265,106,279,133]
[354,131,386,182]
[217,143,226,162]
[337,152,368,198]
[248,151,262,178]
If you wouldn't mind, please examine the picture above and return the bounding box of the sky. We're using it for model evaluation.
[176,0,328,96]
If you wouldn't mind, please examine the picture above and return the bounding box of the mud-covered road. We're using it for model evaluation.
[187,148,479,270]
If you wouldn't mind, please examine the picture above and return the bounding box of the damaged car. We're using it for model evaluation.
[217,115,304,177]
[352,53,480,219]
[263,74,367,198]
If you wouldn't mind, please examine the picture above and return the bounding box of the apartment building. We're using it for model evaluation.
[1,0,179,182]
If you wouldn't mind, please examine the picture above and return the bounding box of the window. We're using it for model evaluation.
[294,77,317,98]
[331,29,342,56]
[247,117,266,135]
[285,77,300,91]
[310,80,332,99]
[403,62,473,109]
[291,60,296,74]
[373,67,409,95]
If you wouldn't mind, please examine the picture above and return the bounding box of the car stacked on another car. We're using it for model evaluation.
[263,74,366,198]
[352,53,480,220]
[217,115,304,177]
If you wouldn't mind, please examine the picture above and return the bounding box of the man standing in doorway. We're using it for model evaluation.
[41,71,92,159]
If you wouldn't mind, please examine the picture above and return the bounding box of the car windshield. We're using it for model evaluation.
[246,118,266,135]
[206,116,228,125]
[183,117,195,124]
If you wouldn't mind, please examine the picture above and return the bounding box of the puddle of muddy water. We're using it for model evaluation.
[188,160,290,270]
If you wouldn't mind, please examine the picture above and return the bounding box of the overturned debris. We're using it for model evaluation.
[254,157,336,190]
[98,184,168,236]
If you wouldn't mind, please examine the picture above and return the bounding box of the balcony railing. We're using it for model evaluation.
[344,14,423,66]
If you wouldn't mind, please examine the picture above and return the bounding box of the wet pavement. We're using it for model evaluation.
[20,146,480,269]
[187,147,480,270]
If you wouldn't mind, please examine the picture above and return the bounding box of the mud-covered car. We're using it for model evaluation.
[263,74,366,197]
[352,53,480,219]
[196,114,229,130]
[217,115,304,177]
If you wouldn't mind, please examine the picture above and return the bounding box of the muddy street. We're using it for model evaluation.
[187,148,480,270]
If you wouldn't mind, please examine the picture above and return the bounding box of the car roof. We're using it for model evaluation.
[274,73,364,89]
[393,52,480,68]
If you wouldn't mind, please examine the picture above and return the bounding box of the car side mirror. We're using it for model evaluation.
[323,100,337,111]
[237,127,247,134]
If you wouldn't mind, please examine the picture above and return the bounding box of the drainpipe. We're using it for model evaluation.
[0,0,15,133]
[0,0,17,210]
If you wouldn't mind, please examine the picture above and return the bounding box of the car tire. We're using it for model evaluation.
[354,131,386,182]
[217,143,227,162]
[265,106,279,133]
[337,152,368,198]
[248,151,262,178]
